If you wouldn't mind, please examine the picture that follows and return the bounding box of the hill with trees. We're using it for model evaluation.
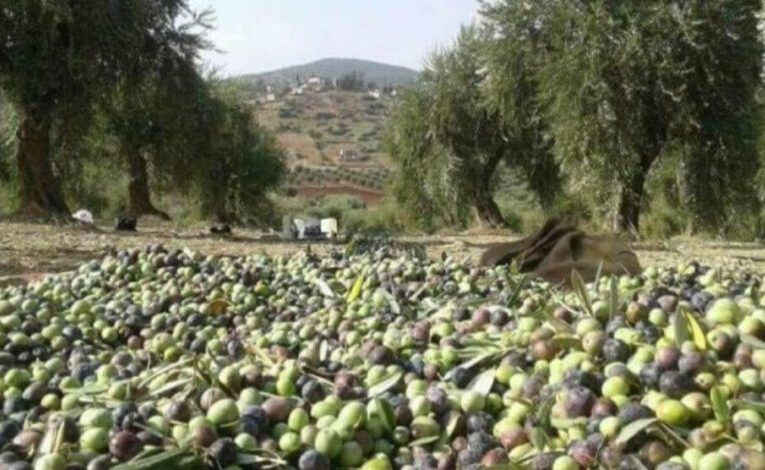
[233,58,419,88]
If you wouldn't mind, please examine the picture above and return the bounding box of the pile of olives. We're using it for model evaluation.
[0,244,764,470]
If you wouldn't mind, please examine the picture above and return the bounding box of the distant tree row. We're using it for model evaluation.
[387,0,763,234]
[0,1,284,223]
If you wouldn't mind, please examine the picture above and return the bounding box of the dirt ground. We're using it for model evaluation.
[2,220,765,280]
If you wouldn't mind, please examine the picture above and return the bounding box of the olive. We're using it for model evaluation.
[209,437,238,467]
[193,424,217,447]
[564,386,596,418]
[109,431,141,461]
[299,449,331,470]
[619,402,654,424]
[659,371,696,398]
[207,398,239,425]
[262,397,293,422]
[568,439,597,467]
[164,400,191,422]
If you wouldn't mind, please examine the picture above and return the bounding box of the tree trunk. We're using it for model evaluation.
[614,169,648,234]
[474,186,505,228]
[15,112,69,217]
[473,150,506,229]
[126,149,170,220]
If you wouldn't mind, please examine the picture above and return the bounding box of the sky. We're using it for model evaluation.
[187,0,480,77]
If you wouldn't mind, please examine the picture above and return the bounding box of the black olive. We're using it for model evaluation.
[209,437,238,467]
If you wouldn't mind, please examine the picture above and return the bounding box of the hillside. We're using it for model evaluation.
[254,90,393,202]
[235,58,419,87]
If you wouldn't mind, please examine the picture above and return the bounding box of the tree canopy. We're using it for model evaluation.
[0,1,152,215]
[0,1,285,225]
[483,0,763,233]
[191,84,286,225]
[388,0,764,235]
[387,24,560,229]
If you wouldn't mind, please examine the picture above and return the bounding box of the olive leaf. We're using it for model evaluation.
[672,311,690,346]
[622,455,649,470]
[319,340,330,362]
[609,275,619,320]
[657,423,690,448]
[468,367,496,396]
[615,418,657,445]
[408,435,441,447]
[138,357,195,389]
[682,309,707,350]
[550,417,588,429]
[530,427,547,449]
[536,395,555,432]
[369,398,395,432]
[711,386,730,425]
[446,411,463,437]
[444,351,499,381]
[346,275,364,302]
[150,377,192,397]
[506,274,527,309]
[731,399,765,414]
[61,383,109,396]
[128,448,164,462]
[484,464,527,470]
[594,260,605,288]
[367,372,403,397]
[112,448,188,470]
[314,279,336,298]
[547,317,574,334]
[570,269,593,316]
[381,288,401,315]
[236,453,287,467]
[741,334,765,350]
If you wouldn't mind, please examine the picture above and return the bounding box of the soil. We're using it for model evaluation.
[292,185,385,205]
[2,220,765,281]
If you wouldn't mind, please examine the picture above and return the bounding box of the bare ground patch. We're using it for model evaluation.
[2,221,765,278]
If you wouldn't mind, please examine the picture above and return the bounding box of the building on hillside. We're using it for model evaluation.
[307,76,323,92]
[339,149,368,162]
[255,93,277,104]
[291,85,305,95]
[368,90,381,99]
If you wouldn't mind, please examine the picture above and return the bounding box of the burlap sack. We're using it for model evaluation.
[479,217,641,285]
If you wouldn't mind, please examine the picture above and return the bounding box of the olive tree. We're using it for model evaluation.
[0,93,14,184]
[0,2,133,215]
[387,24,560,229]
[386,85,469,231]
[0,1,210,218]
[525,0,763,232]
[106,5,211,219]
[423,26,510,227]
[480,0,561,212]
[191,85,286,225]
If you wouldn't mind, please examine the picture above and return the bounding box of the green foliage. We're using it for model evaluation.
[388,24,562,230]
[0,92,15,183]
[192,84,286,225]
[272,194,403,235]
[343,199,404,235]
[274,194,363,221]
[386,84,468,232]
[336,72,366,92]
[530,0,762,231]
[387,0,762,237]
